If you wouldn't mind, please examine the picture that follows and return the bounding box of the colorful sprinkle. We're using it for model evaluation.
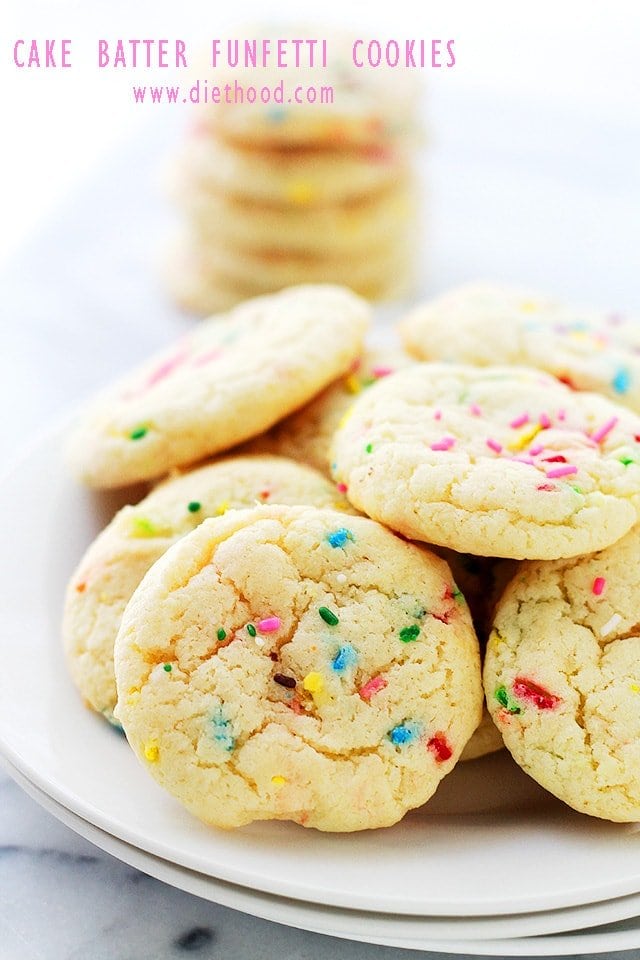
[365,442,374,453]
[508,423,541,452]
[217,628,227,642]
[557,408,566,420]
[434,409,442,420]
[612,368,631,394]
[246,623,257,637]
[274,673,296,689]
[332,644,358,673]
[211,709,235,751]
[494,685,521,714]
[187,501,201,513]
[509,412,529,429]
[144,742,159,762]
[539,413,552,429]
[327,527,354,549]
[129,425,148,440]
[163,663,172,672]
[336,482,348,494]
[389,722,419,746]
[592,577,606,596]
[631,684,640,694]
[512,677,561,711]
[620,455,635,466]
[271,775,287,786]
[130,517,159,537]
[372,365,393,378]
[546,464,578,479]
[216,501,230,516]
[344,374,362,394]
[431,436,456,451]
[427,733,453,762]
[258,616,281,633]
[399,624,420,643]
[302,671,328,706]
[469,403,482,416]
[601,613,622,636]
[529,444,544,456]
[359,675,388,701]
[486,438,503,454]
[537,483,557,491]
[319,606,339,626]
[75,581,86,593]
[591,416,618,444]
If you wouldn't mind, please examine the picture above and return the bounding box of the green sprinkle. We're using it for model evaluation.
[399,624,420,643]
[163,663,172,672]
[365,442,373,453]
[620,456,635,466]
[129,425,148,440]
[452,587,465,602]
[247,623,257,637]
[217,628,227,642]
[187,500,202,513]
[495,685,521,714]
[130,517,158,538]
[571,485,583,495]
[319,606,339,626]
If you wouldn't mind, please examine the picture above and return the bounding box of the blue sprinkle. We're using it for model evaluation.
[327,527,355,549]
[389,721,420,746]
[613,368,631,394]
[332,644,358,673]
[211,708,235,752]
[267,107,287,124]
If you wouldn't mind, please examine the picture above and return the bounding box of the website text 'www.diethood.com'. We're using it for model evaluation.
[132,79,335,106]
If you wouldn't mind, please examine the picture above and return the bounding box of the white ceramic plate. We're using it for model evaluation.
[6,759,640,956]
[2,423,640,919]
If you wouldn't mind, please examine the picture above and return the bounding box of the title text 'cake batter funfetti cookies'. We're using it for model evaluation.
[114,505,482,831]
[399,283,640,412]
[485,526,640,821]
[246,345,413,473]
[331,363,640,560]
[63,455,356,723]
[67,285,369,488]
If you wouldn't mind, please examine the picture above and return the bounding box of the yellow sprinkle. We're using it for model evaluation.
[215,500,229,516]
[631,684,640,694]
[520,300,539,313]
[337,405,355,430]
[286,181,317,205]
[271,775,287,786]
[144,742,159,762]
[130,516,158,538]
[344,374,362,395]
[508,423,542,452]
[303,671,328,706]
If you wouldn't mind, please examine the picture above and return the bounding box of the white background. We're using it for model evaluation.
[1,0,639,266]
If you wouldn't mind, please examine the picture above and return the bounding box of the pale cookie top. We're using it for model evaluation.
[399,283,640,412]
[63,455,356,721]
[485,525,640,821]
[66,285,369,488]
[191,27,421,148]
[246,345,413,473]
[114,505,482,832]
[331,363,640,559]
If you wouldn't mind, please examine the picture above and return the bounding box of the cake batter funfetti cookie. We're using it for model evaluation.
[63,455,356,723]
[67,284,369,488]
[331,363,640,559]
[485,525,640,821]
[114,505,482,831]
[399,283,640,412]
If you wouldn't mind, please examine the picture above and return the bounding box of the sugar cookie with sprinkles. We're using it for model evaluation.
[331,363,640,559]
[399,283,640,412]
[113,505,482,831]
[485,525,640,821]
[67,285,369,488]
[63,455,355,724]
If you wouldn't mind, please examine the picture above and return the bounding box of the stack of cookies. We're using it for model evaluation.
[167,31,421,314]
[63,280,640,831]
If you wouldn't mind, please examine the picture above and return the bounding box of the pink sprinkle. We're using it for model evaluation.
[510,412,530,429]
[469,403,482,416]
[336,482,348,493]
[434,409,442,420]
[359,675,388,702]
[592,577,606,596]
[539,413,551,429]
[546,464,578,479]
[486,438,503,454]
[145,349,188,388]
[258,616,281,633]
[431,436,456,451]
[558,409,566,421]
[529,444,544,456]
[591,416,619,444]
[537,483,556,491]
[372,365,393,378]
[192,347,223,367]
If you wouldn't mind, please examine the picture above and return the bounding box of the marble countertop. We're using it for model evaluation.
[1,91,638,959]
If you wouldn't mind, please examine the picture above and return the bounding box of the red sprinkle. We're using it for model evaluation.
[359,675,388,701]
[427,733,453,763]
[336,482,348,493]
[592,577,606,596]
[75,581,87,593]
[513,677,561,710]
[557,375,577,390]
[536,483,557,491]
[542,455,567,463]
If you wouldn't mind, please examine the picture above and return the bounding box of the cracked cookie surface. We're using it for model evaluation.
[63,455,355,723]
[331,363,640,559]
[485,527,640,821]
[114,505,482,831]
[67,284,369,488]
[399,283,640,412]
